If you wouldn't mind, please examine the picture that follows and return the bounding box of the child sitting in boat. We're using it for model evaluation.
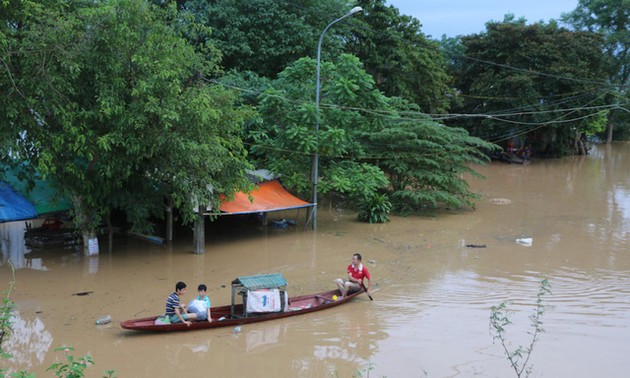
[188,284,213,322]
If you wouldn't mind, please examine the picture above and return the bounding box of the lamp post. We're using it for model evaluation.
[312,6,362,231]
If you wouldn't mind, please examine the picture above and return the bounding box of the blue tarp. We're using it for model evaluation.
[3,169,72,216]
[0,181,38,223]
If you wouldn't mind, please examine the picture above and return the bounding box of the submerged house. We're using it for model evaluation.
[188,170,314,254]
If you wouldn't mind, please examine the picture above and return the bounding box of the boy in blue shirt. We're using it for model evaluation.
[188,284,213,322]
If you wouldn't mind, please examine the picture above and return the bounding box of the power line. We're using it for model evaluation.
[206,77,625,129]
[461,55,624,88]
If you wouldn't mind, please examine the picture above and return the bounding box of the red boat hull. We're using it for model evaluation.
[121,289,364,332]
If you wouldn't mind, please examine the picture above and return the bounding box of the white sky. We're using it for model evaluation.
[386,0,580,38]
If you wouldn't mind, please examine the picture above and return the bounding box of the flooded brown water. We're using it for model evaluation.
[2,142,630,377]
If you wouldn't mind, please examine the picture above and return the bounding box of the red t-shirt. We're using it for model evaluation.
[347,263,371,284]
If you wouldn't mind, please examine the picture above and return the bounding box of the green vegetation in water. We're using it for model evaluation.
[352,361,386,378]
[358,193,392,224]
[490,278,551,378]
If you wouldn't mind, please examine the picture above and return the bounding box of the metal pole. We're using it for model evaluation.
[312,6,362,231]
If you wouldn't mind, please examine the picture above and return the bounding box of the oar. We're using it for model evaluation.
[361,283,373,300]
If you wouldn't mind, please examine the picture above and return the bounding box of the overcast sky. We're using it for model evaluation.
[386,0,579,38]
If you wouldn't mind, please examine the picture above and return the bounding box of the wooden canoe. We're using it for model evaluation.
[120,288,364,332]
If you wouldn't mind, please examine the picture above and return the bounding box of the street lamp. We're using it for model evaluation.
[312,6,363,231]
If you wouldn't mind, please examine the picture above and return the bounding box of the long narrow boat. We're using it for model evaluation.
[121,288,364,332]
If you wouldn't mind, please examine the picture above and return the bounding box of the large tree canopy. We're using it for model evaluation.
[562,0,629,87]
[562,0,630,141]
[0,0,253,239]
[345,0,453,114]
[178,0,452,115]
[448,17,610,157]
[251,54,495,214]
[180,0,341,78]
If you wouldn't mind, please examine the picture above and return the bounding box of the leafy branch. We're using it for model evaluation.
[1,262,18,362]
[490,278,551,378]
[46,347,94,378]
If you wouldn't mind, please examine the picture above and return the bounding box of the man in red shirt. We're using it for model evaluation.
[335,253,372,298]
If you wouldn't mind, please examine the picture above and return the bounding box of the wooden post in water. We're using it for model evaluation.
[193,206,205,254]
[166,197,173,242]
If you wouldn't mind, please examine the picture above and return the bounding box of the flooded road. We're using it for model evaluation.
[2,143,630,377]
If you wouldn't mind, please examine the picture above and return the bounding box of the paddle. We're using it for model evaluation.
[361,283,373,300]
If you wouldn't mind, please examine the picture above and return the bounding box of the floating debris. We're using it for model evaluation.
[489,198,513,205]
[465,244,487,248]
[73,291,93,296]
[96,315,111,325]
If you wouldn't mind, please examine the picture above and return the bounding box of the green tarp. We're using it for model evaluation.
[2,168,72,217]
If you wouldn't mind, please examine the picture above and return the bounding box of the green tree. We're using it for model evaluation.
[254,55,389,207]
[181,0,342,78]
[178,0,454,120]
[362,98,493,213]
[346,0,453,114]
[449,17,610,157]
[0,0,252,251]
[254,54,495,215]
[562,0,630,142]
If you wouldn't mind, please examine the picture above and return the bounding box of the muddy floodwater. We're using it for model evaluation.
[2,143,630,377]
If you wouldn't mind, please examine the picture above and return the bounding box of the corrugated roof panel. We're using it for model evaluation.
[232,273,288,290]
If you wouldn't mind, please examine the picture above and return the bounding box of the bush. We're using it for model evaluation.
[357,193,391,224]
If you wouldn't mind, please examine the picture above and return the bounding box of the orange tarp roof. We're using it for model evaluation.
[219,179,313,215]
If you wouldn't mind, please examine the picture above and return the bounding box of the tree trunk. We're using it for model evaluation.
[107,212,113,254]
[606,118,613,144]
[575,131,587,155]
[73,195,99,256]
[193,206,205,254]
[578,139,587,155]
[166,197,173,242]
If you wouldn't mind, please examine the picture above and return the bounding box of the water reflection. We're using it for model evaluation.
[85,255,100,275]
[0,221,93,273]
[4,311,53,371]
[182,334,212,353]
[0,221,37,270]
[613,187,630,237]
[244,323,282,352]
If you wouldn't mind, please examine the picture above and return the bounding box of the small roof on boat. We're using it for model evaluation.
[232,273,287,290]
